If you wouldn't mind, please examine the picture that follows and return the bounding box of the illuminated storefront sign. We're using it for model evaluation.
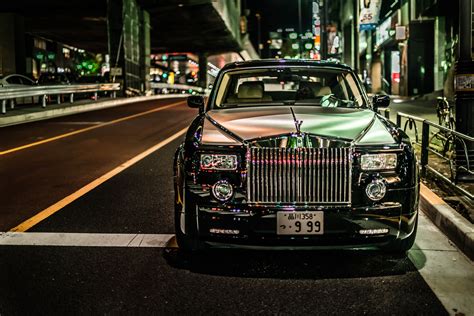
[375,17,392,46]
[455,74,474,91]
[359,0,382,31]
[269,32,283,50]
[391,51,400,83]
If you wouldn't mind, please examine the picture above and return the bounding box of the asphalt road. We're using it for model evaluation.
[0,97,472,315]
[0,97,193,231]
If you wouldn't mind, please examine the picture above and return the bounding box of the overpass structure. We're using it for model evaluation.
[0,0,258,94]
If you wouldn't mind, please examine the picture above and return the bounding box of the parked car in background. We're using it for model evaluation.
[76,74,109,84]
[0,74,36,88]
[174,59,419,254]
[0,74,38,105]
[38,73,76,85]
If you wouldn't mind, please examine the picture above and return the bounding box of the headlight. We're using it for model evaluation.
[360,153,397,170]
[200,154,238,170]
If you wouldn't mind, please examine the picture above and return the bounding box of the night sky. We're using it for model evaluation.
[244,0,314,57]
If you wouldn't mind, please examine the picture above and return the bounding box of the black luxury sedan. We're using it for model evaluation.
[174,59,419,253]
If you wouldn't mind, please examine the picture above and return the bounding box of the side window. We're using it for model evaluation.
[23,77,34,85]
[19,77,32,85]
[7,76,22,85]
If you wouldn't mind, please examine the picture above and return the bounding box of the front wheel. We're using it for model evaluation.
[174,206,203,253]
[174,170,204,253]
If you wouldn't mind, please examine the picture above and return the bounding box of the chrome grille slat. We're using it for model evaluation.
[316,149,320,202]
[248,147,351,204]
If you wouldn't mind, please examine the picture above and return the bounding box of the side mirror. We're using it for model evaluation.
[187,95,205,113]
[372,94,390,112]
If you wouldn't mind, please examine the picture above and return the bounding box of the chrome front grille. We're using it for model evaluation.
[247,147,352,204]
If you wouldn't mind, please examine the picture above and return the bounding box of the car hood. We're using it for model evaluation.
[204,106,396,144]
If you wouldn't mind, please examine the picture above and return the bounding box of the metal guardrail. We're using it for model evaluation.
[0,83,121,114]
[150,82,204,94]
[396,111,473,200]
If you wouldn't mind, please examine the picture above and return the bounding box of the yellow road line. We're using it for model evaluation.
[0,100,185,156]
[9,127,188,232]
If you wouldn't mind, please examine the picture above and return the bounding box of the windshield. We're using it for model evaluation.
[213,67,366,109]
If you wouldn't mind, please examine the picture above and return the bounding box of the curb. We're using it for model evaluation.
[0,94,188,127]
[420,183,474,260]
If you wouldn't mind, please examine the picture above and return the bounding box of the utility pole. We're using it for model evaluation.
[321,0,327,59]
[455,0,474,181]
[353,0,359,72]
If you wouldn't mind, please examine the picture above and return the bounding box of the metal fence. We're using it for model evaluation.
[0,82,208,115]
[395,111,473,200]
[0,83,121,114]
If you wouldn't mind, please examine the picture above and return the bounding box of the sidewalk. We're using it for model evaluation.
[0,94,187,127]
[420,184,474,260]
[386,97,473,260]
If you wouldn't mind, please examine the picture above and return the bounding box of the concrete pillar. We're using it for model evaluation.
[0,14,26,75]
[198,53,208,89]
[140,10,151,94]
[107,0,150,96]
[107,0,124,92]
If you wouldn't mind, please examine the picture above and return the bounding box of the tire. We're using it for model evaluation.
[174,206,202,253]
[173,167,203,253]
[382,214,418,254]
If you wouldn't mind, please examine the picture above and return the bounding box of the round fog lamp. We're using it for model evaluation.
[366,179,386,201]
[212,180,234,201]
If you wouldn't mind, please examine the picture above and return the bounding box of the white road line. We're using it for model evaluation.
[4,206,473,315]
[409,212,474,315]
[0,232,177,248]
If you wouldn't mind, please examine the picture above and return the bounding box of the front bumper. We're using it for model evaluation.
[193,203,417,249]
[181,177,419,249]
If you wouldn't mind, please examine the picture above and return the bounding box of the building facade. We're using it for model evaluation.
[337,0,466,98]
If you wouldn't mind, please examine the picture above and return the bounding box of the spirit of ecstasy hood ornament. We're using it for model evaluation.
[290,107,303,134]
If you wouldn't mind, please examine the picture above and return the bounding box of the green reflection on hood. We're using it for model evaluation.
[207,106,392,142]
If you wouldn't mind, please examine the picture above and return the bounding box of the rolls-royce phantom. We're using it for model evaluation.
[174,59,419,253]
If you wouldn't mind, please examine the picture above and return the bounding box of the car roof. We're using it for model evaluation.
[220,59,353,72]
[4,74,31,79]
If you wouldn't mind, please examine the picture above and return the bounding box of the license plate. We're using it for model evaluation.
[277,211,324,235]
